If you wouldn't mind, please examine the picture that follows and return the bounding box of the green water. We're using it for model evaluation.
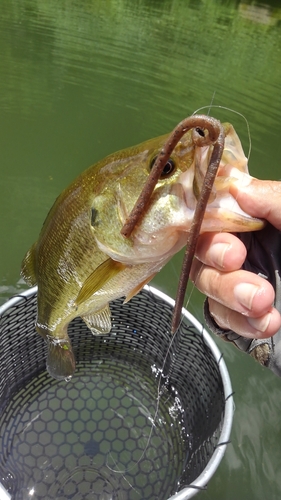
[1,0,281,498]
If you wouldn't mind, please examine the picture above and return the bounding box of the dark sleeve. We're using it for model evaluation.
[204,223,281,377]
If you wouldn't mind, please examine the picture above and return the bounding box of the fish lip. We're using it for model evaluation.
[198,203,266,233]
[178,165,265,232]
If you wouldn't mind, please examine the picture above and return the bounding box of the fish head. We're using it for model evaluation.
[91,122,264,265]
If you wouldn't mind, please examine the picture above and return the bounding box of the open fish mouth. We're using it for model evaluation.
[178,124,265,233]
[189,163,264,233]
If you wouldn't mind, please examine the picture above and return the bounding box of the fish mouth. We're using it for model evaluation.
[198,165,265,232]
[179,125,265,234]
[178,175,265,233]
[199,203,265,232]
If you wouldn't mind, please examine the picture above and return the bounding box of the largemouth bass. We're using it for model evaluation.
[21,116,263,380]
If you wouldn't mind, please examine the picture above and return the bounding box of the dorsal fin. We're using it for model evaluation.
[21,243,37,286]
[75,258,126,306]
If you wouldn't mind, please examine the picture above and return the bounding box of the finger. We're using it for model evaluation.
[223,166,281,230]
[208,298,281,339]
[195,232,246,271]
[191,262,275,318]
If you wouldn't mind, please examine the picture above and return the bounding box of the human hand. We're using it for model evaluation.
[191,168,281,340]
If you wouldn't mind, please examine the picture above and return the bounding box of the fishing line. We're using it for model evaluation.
[106,275,203,484]
[207,91,217,117]
[106,302,180,477]
[192,104,252,159]
[110,108,252,490]
[106,452,141,496]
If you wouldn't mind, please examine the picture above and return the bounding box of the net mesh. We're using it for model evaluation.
[0,287,229,500]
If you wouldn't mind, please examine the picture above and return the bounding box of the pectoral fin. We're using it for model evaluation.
[75,258,126,306]
[124,273,156,303]
[81,305,112,335]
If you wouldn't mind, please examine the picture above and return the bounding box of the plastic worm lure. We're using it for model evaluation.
[121,115,225,333]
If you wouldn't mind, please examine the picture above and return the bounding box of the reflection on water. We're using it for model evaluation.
[1,0,281,136]
[239,3,281,25]
[1,0,281,499]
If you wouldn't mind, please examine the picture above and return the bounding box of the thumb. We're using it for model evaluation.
[227,167,281,231]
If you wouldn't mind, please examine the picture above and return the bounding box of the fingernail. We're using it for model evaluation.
[208,242,231,269]
[233,283,260,310]
[247,313,271,333]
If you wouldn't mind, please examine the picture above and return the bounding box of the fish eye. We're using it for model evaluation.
[150,157,175,177]
[161,159,175,176]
